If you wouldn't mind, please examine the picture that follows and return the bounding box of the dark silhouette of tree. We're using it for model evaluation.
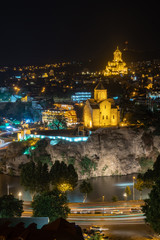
[79,180,93,203]
[0,195,23,218]
[20,161,50,196]
[142,179,160,234]
[35,162,50,193]
[138,155,160,188]
[20,161,36,194]
[32,190,70,222]
[50,160,78,192]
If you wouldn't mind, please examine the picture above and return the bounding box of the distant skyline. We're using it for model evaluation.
[0,4,160,65]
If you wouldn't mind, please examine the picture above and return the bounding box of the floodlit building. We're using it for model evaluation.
[83,81,120,128]
[104,47,128,76]
[71,92,92,103]
[42,104,77,127]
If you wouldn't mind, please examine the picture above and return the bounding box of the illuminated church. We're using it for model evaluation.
[83,81,120,128]
[104,47,128,76]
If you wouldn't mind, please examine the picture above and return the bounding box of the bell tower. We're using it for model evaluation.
[94,81,107,102]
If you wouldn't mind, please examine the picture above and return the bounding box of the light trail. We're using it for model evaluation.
[68,215,145,221]
[0,142,11,148]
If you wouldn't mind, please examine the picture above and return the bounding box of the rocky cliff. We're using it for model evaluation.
[1,127,160,179]
[46,127,160,179]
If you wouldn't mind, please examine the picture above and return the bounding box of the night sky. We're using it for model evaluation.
[0,3,160,66]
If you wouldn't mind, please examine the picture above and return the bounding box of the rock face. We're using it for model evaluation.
[2,127,160,178]
[46,127,160,179]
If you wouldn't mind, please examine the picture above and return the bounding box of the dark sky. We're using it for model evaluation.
[0,3,160,65]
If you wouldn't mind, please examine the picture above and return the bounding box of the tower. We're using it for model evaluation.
[94,81,107,102]
[113,46,122,62]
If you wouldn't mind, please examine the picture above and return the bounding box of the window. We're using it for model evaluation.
[113,115,115,119]
[106,115,108,119]
[105,105,106,109]
[102,115,104,120]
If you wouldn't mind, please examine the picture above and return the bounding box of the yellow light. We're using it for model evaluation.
[41,87,45,93]
[57,183,73,192]
[18,192,22,200]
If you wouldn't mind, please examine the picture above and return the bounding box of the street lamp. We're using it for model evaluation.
[133,176,136,201]
[123,193,127,201]
[18,192,22,200]
[102,195,105,202]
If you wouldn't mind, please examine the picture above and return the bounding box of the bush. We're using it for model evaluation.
[139,157,154,173]
[0,195,23,218]
[80,156,97,176]
[112,195,118,202]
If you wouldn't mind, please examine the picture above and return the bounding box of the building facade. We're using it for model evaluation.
[83,82,120,128]
[42,104,77,127]
[71,92,92,103]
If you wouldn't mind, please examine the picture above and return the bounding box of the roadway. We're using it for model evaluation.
[0,130,19,149]
[67,215,155,240]
[22,201,156,239]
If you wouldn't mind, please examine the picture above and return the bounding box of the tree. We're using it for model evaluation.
[31,139,52,166]
[32,190,70,222]
[112,195,118,202]
[34,162,50,193]
[79,180,93,203]
[134,178,145,200]
[142,179,160,234]
[20,161,36,194]
[20,161,50,196]
[50,161,78,192]
[48,115,67,130]
[138,155,160,189]
[124,186,131,200]
[0,195,23,218]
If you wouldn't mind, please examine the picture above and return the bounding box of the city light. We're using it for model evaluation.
[18,192,22,200]
[25,134,89,143]
[133,176,136,201]
[57,183,73,192]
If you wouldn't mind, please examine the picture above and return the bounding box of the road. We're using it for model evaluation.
[67,215,155,240]
[22,201,156,239]
[0,130,19,149]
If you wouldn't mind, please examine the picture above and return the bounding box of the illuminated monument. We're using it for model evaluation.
[104,47,128,76]
[83,81,120,128]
